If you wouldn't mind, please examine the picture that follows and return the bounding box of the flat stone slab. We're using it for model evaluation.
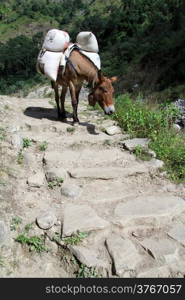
[139,237,180,264]
[62,204,109,237]
[69,165,149,179]
[106,234,151,276]
[114,194,185,227]
[138,266,171,278]
[167,223,185,247]
[68,245,107,268]
[122,138,150,151]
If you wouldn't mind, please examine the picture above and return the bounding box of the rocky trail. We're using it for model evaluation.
[0,91,185,278]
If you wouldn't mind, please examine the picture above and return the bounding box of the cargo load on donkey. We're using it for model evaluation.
[37,30,100,82]
[37,29,70,81]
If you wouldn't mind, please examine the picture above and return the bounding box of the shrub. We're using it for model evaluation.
[114,94,185,182]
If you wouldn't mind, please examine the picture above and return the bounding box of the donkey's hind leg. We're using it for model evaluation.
[60,85,67,120]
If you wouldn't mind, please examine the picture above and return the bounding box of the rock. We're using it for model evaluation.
[146,150,156,158]
[11,133,23,150]
[105,126,121,135]
[68,245,107,268]
[0,221,8,245]
[114,194,185,228]
[174,99,185,127]
[45,167,68,182]
[122,138,150,151]
[61,184,82,198]
[106,234,149,276]
[146,158,164,169]
[69,165,149,179]
[27,172,45,187]
[173,124,181,132]
[36,212,57,230]
[62,204,109,237]
[26,85,53,99]
[138,266,171,278]
[167,223,185,247]
[138,237,180,264]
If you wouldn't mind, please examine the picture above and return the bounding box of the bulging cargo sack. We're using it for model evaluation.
[37,50,65,81]
[76,31,99,53]
[42,29,70,52]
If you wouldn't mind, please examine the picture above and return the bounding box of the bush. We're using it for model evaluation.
[114,94,185,182]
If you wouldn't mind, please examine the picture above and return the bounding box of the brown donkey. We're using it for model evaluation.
[52,48,117,123]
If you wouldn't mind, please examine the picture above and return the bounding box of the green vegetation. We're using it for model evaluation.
[76,264,99,278]
[66,127,75,133]
[114,94,185,182]
[17,150,24,164]
[39,141,48,151]
[22,138,32,148]
[10,216,22,231]
[48,177,64,189]
[0,127,6,141]
[62,232,88,246]
[0,0,185,97]
[15,234,48,253]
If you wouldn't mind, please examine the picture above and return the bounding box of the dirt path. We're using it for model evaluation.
[0,93,185,278]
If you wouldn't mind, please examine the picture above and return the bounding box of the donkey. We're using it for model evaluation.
[51,48,117,123]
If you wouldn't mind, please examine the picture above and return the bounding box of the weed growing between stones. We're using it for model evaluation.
[76,264,99,278]
[10,216,22,231]
[48,177,64,189]
[22,138,32,148]
[15,234,48,253]
[39,141,48,151]
[62,232,88,246]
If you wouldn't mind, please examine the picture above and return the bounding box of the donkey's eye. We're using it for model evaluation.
[100,87,108,93]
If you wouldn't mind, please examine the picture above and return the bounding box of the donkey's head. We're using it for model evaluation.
[88,71,117,115]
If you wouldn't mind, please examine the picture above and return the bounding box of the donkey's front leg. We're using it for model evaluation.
[69,81,79,123]
[51,81,61,119]
[60,85,67,120]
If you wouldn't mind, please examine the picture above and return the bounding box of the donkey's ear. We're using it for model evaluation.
[98,70,104,83]
[110,76,118,83]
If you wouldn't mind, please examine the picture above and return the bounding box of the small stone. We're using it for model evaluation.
[0,221,8,245]
[173,124,181,132]
[167,223,185,247]
[61,184,82,198]
[105,126,121,135]
[147,158,164,169]
[36,212,57,230]
[122,138,150,151]
[27,172,45,187]
[62,204,109,237]
[11,133,23,150]
[45,167,68,182]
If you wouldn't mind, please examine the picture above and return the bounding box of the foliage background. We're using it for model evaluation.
[0,0,185,97]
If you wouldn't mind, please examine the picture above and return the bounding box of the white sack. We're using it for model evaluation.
[37,50,65,81]
[76,31,99,53]
[42,29,70,52]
